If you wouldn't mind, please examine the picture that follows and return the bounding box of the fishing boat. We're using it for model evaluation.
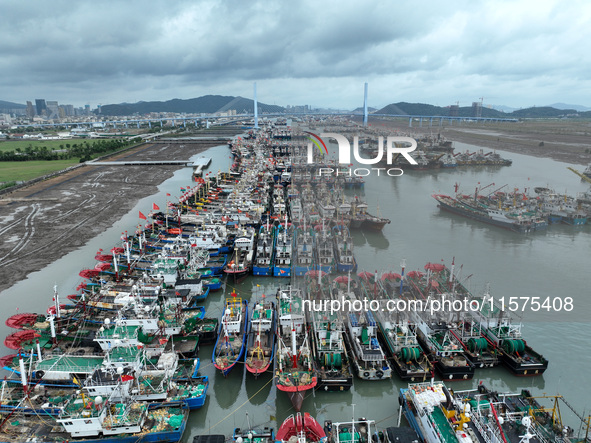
[449,319,500,369]
[0,390,189,443]
[349,198,367,229]
[373,269,433,382]
[340,278,392,380]
[318,199,336,220]
[293,226,315,276]
[232,412,275,443]
[183,316,218,345]
[275,412,326,443]
[309,304,353,391]
[212,297,249,377]
[244,299,276,377]
[202,254,229,275]
[5,350,106,388]
[433,193,535,233]
[314,224,335,274]
[409,264,501,373]
[439,152,458,167]
[252,223,275,276]
[348,200,391,232]
[344,308,392,381]
[273,222,293,278]
[290,195,303,223]
[360,211,391,231]
[400,381,472,443]
[332,225,357,273]
[324,416,384,443]
[374,307,433,381]
[184,226,234,255]
[473,291,548,376]
[0,379,74,416]
[453,383,587,443]
[275,286,317,412]
[167,376,209,410]
[223,227,255,283]
[412,316,475,381]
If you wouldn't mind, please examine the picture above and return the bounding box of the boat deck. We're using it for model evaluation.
[36,355,104,372]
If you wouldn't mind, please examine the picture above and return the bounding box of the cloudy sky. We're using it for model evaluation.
[1,0,590,110]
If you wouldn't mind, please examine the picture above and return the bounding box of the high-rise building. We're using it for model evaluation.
[60,104,74,117]
[46,100,59,119]
[449,104,459,117]
[35,99,47,116]
[472,101,482,118]
[26,101,36,118]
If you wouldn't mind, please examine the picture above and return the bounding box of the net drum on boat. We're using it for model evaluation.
[400,347,422,362]
[502,339,526,354]
[324,353,342,369]
[467,337,489,353]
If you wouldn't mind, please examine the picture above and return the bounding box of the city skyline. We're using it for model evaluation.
[1,0,590,110]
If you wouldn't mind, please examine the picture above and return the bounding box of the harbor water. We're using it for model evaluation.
[1,139,590,440]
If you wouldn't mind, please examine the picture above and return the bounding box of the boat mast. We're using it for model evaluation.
[448,257,455,290]
[291,297,298,369]
[52,285,61,319]
[399,259,406,295]
[351,403,356,441]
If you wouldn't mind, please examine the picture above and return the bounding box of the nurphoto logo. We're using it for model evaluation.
[305,132,418,177]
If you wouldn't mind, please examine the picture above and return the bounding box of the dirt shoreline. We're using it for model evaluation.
[0,139,231,295]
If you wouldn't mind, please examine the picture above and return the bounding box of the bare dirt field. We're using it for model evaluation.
[365,117,591,166]
[0,137,235,294]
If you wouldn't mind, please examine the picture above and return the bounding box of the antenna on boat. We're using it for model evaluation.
[399,259,406,295]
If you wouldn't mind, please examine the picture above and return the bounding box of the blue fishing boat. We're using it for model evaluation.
[212,297,249,376]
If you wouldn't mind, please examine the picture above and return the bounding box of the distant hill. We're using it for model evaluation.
[376,102,505,118]
[375,102,591,119]
[350,106,377,114]
[489,104,516,113]
[548,103,591,112]
[0,100,26,112]
[510,106,581,118]
[98,95,285,116]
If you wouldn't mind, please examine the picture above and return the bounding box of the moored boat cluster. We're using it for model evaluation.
[434,183,591,232]
[1,121,587,443]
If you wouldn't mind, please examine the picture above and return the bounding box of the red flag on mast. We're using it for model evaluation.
[153,203,160,210]
[139,211,147,220]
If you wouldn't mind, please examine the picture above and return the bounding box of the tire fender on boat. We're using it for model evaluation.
[363,371,370,378]
[376,370,384,378]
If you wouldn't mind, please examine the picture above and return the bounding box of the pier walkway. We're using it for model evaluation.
[85,157,212,168]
